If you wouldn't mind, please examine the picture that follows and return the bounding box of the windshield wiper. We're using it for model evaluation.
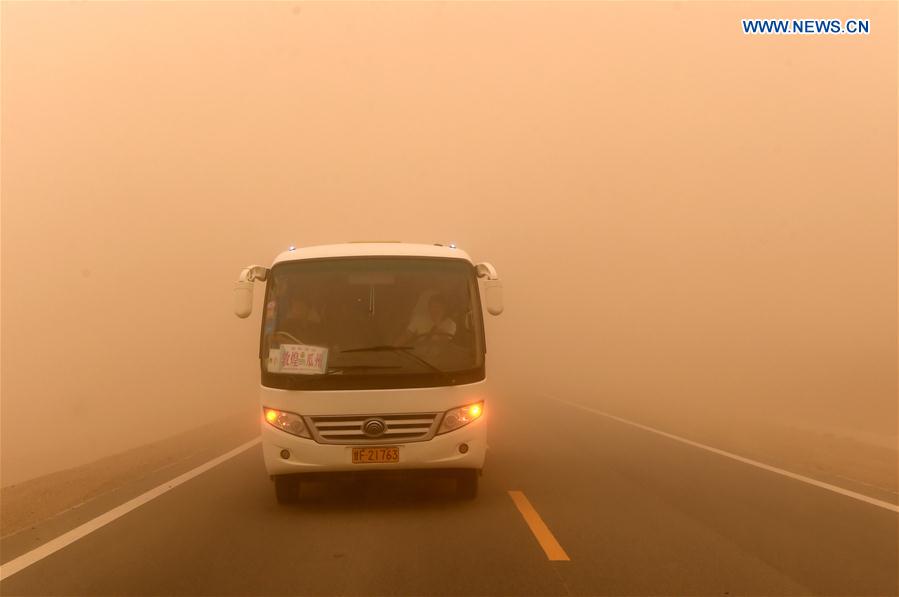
[322,364,401,375]
[341,345,414,353]
[341,345,448,376]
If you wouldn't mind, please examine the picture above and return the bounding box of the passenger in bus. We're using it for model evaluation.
[396,293,456,345]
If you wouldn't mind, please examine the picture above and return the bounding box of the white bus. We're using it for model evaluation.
[234,242,503,503]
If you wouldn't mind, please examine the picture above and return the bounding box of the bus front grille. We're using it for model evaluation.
[306,412,441,444]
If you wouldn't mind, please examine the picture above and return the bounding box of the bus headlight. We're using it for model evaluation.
[437,402,484,434]
[263,407,311,438]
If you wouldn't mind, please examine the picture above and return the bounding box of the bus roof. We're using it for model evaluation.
[272,242,474,266]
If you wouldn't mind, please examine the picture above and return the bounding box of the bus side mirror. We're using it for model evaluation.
[234,265,269,319]
[476,262,503,316]
[484,279,503,316]
[234,280,254,318]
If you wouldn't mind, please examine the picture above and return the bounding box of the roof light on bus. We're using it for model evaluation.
[288,245,296,251]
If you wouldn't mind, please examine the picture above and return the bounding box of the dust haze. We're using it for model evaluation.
[2,2,896,487]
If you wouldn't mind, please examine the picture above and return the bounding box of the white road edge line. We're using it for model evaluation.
[546,395,899,514]
[0,437,262,582]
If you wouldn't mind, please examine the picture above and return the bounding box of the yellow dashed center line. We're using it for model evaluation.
[508,490,571,561]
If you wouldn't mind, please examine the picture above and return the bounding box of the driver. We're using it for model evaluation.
[276,296,322,345]
[396,293,456,345]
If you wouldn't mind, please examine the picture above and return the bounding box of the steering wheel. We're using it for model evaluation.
[413,331,455,344]
[273,330,303,344]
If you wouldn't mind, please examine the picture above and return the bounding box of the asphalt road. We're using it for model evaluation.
[1,395,896,596]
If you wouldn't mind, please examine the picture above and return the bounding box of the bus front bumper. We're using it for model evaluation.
[261,416,486,477]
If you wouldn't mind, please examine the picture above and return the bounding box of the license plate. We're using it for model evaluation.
[352,446,399,464]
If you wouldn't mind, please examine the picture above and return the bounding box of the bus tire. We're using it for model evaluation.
[274,475,299,504]
[456,469,478,500]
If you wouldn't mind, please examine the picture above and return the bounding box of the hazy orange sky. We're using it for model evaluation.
[2,1,896,485]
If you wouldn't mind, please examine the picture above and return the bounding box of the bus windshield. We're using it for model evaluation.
[259,257,486,390]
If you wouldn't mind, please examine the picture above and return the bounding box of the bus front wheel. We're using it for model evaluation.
[274,475,300,504]
[456,469,479,500]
